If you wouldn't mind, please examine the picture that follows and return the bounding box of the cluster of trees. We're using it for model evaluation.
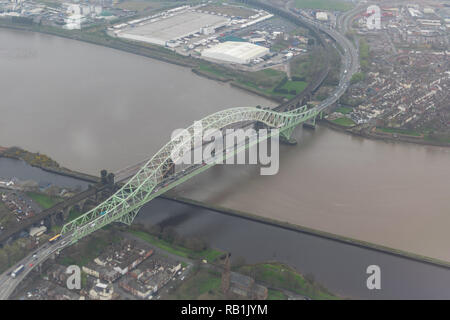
[339,92,365,108]
[3,147,60,169]
[359,39,370,72]
[291,49,329,85]
[350,72,366,84]
[240,263,333,299]
[0,238,32,274]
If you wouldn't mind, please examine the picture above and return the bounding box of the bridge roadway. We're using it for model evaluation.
[0,3,364,300]
[0,234,75,300]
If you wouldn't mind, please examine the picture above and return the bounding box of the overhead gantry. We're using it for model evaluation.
[61,105,321,243]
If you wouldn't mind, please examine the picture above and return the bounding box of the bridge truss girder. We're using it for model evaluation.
[61,106,319,244]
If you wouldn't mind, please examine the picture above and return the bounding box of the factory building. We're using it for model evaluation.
[118,10,229,46]
[201,41,269,64]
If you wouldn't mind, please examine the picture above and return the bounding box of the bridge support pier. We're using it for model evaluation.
[303,116,316,130]
[280,126,297,145]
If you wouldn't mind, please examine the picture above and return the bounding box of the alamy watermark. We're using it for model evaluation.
[170,121,280,175]
[366,265,381,290]
[366,5,382,30]
[66,265,81,290]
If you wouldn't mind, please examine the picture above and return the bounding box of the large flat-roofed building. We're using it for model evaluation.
[118,11,229,46]
[201,41,270,64]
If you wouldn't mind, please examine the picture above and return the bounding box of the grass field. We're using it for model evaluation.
[237,262,337,300]
[267,288,288,300]
[279,80,308,94]
[335,106,352,114]
[130,230,223,262]
[294,0,354,11]
[26,192,61,209]
[331,117,355,127]
[67,208,83,221]
[167,268,223,299]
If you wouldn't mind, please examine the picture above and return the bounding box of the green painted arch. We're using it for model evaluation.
[61,105,319,242]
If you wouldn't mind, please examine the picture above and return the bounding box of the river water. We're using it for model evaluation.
[1,29,450,267]
[0,157,89,191]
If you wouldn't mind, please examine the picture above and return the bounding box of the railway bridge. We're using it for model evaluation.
[0,177,115,246]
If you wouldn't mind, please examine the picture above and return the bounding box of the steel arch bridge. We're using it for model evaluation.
[61,105,321,243]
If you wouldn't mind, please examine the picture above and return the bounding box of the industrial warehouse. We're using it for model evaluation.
[110,4,281,68]
[117,9,230,46]
[201,41,269,64]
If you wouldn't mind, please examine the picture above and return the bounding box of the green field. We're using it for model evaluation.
[267,288,288,300]
[331,117,355,127]
[67,208,83,221]
[197,62,298,99]
[279,80,308,94]
[26,192,61,209]
[237,263,337,300]
[130,230,223,262]
[294,0,354,11]
[335,106,352,114]
[167,268,223,299]
[350,72,366,84]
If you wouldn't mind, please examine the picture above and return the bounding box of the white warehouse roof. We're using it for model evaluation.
[201,41,269,64]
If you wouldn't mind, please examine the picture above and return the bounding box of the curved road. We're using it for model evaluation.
[283,0,361,111]
[0,236,72,300]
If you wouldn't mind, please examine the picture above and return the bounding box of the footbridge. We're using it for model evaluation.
[60,105,321,244]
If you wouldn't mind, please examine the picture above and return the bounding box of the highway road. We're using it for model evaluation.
[0,236,72,300]
[284,1,362,112]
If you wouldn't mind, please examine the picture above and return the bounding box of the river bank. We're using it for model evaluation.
[0,147,99,183]
[321,119,450,148]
